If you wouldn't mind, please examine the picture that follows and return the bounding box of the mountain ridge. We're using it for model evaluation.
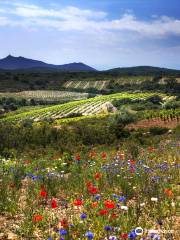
[0,55,180,74]
[107,65,180,75]
[0,55,97,72]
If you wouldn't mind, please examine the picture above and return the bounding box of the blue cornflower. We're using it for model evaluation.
[150,233,160,240]
[85,231,94,239]
[104,226,112,231]
[112,194,118,198]
[128,230,137,239]
[94,194,101,200]
[59,229,67,235]
[116,203,120,208]
[119,196,126,202]
[109,236,117,240]
[32,175,38,180]
[80,213,87,219]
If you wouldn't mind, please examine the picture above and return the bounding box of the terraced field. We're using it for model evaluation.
[1,92,175,123]
[114,76,153,85]
[0,90,89,102]
[63,80,110,90]
[63,76,152,90]
[63,77,180,92]
[62,77,155,91]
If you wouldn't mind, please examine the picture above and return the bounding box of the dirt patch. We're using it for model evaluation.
[127,118,180,130]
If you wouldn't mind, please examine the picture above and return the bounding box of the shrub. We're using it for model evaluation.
[149,127,169,135]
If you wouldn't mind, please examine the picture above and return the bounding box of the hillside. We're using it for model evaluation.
[0,92,174,123]
[0,69,180,93]
[108,66,180,75]
[0,55,96,72]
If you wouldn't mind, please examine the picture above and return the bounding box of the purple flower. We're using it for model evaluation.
[95,194,101,200]
[104,226,112,231]
[80,213,87,219]
[128,230,137,239]
[59,229,67,235]
[119,196,126,202]
[85,231,94,239]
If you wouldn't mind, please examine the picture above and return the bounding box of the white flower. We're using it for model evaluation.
[62,162,67,166]
[140,202,145,207]
[109,236,117,240]
[121,206,128,210]
[151,197,158,202]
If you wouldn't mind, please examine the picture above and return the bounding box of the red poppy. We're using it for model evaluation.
[111,213,118,219]
[91,201,98,208]
[130,160,135,165]
[101,152,107,159]
[99,209,108,215]
[104,200,115,209]
[164,189,173,197]
[89,151,97,158]
[148,146,154,152]
[86,181,93,188]
[73,199,83,206]
[75,154,81,161]
[32,215,43,222]
[24,160,30,165]
[60,218,68,228]
[94,172,102,180]
[40,190,47,198]
[51,199,57,208]
[120,233,128,239]
[88,186,99,195]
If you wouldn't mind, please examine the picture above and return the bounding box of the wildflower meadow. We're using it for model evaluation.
[0,138,179,239]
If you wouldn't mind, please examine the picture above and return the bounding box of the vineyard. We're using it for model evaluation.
[113,76,153,85]
[62,77,152,91]
[0,90,89,102]
[63,80,110,90]
[1,92,175,123]
[142,109,180,121]
[127,109,180,129]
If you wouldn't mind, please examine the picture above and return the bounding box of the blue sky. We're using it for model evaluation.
[0,0,180,70]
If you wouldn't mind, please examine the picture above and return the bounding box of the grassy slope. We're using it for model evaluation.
[0,92,170,123]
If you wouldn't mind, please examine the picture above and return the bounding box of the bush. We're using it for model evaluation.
[164,100,180,109]
[146,95,162,104]
[149,127,168,135]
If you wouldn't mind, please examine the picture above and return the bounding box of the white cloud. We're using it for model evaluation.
[0,1,180,70]
[0,2,180,37]
[7,3,107,20]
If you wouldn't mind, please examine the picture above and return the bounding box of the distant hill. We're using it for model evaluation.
[107,66,180,76]
[0,55,96,72]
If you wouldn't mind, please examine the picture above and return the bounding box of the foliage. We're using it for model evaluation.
[149,127,169,135]
[0,138,179,239]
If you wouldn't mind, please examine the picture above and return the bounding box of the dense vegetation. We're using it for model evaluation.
[0,67,179,239]
[0,69,180,94]
[0,92,173,123]
[0,126,179,239]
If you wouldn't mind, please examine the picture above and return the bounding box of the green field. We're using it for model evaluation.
[0,92,175,123]
[0,90,89,102]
